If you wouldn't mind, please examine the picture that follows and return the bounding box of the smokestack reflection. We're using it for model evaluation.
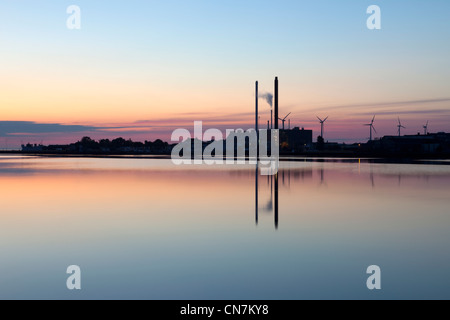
[274,172,279,229]
[254,165,315,230]
[255,164,258,225]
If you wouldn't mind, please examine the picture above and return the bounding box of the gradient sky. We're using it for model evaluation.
[1,0,450,147]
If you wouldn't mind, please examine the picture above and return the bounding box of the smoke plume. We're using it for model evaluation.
[259,93,273,108]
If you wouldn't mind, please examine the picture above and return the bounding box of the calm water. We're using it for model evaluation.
[1,155,450,300]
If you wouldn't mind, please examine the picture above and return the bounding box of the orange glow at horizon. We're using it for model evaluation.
[2,64,450,145]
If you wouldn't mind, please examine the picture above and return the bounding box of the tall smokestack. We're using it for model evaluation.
[255,81,259,158]
[274,77,279,130]
[270,110,273,129]
[274,76,279,230]
[255,81,258,132]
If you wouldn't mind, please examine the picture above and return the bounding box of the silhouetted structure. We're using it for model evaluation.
[274,77,279,130]
[22,137,172,154]
[317,136,325,151]
[279,112,291,130]
[367,132,450,156]
[21,143,44,152]
[255,81,259,145]
[317,116,329,140]
[364,116,377,141]
[280,127,313,153]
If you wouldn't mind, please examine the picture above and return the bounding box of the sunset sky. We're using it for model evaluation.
[1,0,450,147]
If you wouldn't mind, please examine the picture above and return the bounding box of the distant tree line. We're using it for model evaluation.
[78,136,169,150]
[22,136,173,154]
[74,137,172,153]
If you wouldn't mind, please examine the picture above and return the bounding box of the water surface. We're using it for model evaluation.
[0,155,449,299]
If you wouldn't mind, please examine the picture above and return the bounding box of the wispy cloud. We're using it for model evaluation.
[354,109,450,116]
[0,121,102,137]
[134,111,259,127]
[301,98,450,113]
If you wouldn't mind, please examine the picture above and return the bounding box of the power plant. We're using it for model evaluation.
[254,77,313,153]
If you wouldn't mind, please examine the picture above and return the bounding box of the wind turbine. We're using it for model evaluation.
[364,115,377,141]
[279,112,291,130]
[397,117,406,137]
[423,121,429,135]
[317,116,329,139]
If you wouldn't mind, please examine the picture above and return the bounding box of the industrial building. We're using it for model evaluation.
[367,132,450,156]
[255,77,313,154]
[280,127,313,153]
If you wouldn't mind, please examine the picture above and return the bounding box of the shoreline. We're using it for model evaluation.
[1,150,450,165]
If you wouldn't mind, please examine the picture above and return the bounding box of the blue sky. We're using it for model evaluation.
[1,0,450,146]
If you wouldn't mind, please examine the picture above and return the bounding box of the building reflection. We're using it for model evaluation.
[254,161,405,229]
[319,166,326,186]
[275,172,279,229]
[253,159,446,229]
[255,165,278,229]
[255,165,258,225]
[254,167,285,230]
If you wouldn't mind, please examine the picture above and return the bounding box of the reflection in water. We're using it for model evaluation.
[275,172,279,229]
[319,166,327,187]
[254,159,450,230]
[255,167,279,229]
[2,156,450,299]
[255,165,258,225]
[371,172,375,188]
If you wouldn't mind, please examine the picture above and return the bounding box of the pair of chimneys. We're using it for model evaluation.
[256,77,279,132]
